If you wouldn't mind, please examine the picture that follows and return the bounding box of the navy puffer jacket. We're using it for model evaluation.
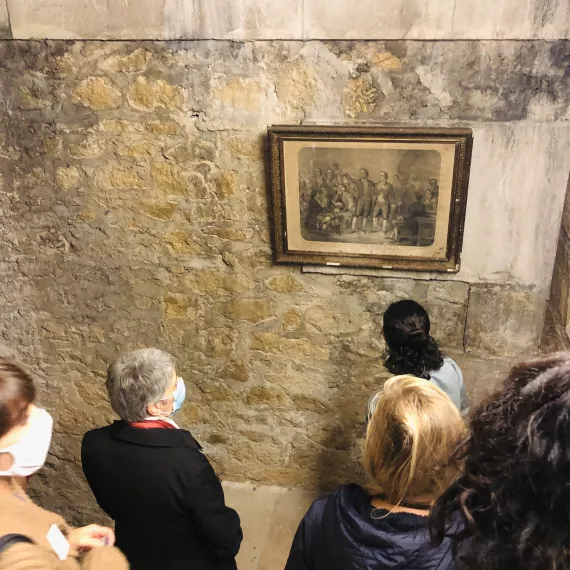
[285,484,457,570]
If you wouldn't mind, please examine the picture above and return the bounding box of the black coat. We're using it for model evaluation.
[81,421,242,570]
[285,484,456,570]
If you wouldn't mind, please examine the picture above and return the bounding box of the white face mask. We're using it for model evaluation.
[0,407,53,477]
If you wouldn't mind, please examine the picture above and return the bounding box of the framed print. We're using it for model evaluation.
[268,126,473,272]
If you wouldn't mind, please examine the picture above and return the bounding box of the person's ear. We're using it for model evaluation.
[146,402,161,417]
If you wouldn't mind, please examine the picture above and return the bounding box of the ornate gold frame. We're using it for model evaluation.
[268,125,473,272]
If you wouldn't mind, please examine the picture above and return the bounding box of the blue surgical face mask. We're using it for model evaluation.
[172,377,186,413]
[159,377,186,417]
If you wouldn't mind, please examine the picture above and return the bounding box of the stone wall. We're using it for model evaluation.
[0,39,568,526]
[543,173,570,351]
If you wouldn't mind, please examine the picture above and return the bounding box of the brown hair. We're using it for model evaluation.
[0,359,36,438]
[364,375,466,505]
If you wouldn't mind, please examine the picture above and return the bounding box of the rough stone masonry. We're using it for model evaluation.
[0,40,568,524]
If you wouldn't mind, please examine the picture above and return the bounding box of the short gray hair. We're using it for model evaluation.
[106,348,175,423]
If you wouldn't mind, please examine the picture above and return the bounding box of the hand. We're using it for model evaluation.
[68,524,115,551]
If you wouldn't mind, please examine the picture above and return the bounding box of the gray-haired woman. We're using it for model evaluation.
[81,348,242,570]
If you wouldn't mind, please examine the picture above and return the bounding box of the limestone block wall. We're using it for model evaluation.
[0,38,568,525]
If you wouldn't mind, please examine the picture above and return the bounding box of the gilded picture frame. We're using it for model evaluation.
[268,126,473,272]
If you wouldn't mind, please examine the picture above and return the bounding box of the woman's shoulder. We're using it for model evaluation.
[304,484,367,517]
[433,357,463,380]
[0,491,68,552]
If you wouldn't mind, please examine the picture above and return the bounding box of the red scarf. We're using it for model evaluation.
[130,419,176,429]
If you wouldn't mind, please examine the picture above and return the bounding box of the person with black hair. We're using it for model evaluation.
[367,300,469,421]
[429,351,570,570]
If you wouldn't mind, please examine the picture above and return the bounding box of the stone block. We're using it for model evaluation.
[266,274,305,294]
[304,0,452,39]
[424,281,469,351]
[449,0,570,40]
[460,123,570,295]
[548,234,570,326]
[0,0,10,38]
[222,482,316,570]
[138,200,178,221]
[215,299,274,324]
[128,77,185,111]
[186,269,253,296]
[194,327,239,358]
[151,162,198,197]
[214,170,237,199]
[9,0,167,39]
[465,286,545,357]
[55,166,81,191]
[251,333,330,361]
[162,231,202,255]
[224,134,265,161]
[282,308,302,331]
[72,77,122,110]
[245,384,290,407]
[100,48,152,73]
[95,163,150,191]
[178,0,303,39]
[68,135,107,159]
[303,0,570,39]
[448,350,517,408]
[201,226,250,241]
[218,360,250,383]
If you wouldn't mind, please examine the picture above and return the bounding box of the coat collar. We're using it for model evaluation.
[109,421,202,450]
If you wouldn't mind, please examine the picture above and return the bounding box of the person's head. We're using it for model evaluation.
[431,352,570,570]
[382,300,444,378]
[425,189,434,201]
[365,375,465,506]
[326,168,334,179]
[0,359,53,477]
[414,191,423,202]
[106,348,185,423]
[378,171,388,183]
[332,162,340,170]
[429,178,438,188]
[359,168,369,179]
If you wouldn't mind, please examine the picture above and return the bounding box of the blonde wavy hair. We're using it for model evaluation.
[364,375,466,506]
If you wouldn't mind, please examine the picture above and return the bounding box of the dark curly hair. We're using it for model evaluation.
[430,352,570,570]
[382,300,444,379]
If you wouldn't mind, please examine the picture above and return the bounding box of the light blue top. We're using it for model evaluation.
[366,357,470,422]
[429,357,469,415]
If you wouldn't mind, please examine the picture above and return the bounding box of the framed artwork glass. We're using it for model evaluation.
[268,126,473,272]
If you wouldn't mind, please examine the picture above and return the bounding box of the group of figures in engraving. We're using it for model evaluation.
[299,162,439,246]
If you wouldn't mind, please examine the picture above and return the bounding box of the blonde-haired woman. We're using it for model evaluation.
[284,375,466,570]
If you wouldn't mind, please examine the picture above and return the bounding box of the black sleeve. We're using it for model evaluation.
[284,515,312,570]
[183,451,242,560]
[81,434,114,519]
